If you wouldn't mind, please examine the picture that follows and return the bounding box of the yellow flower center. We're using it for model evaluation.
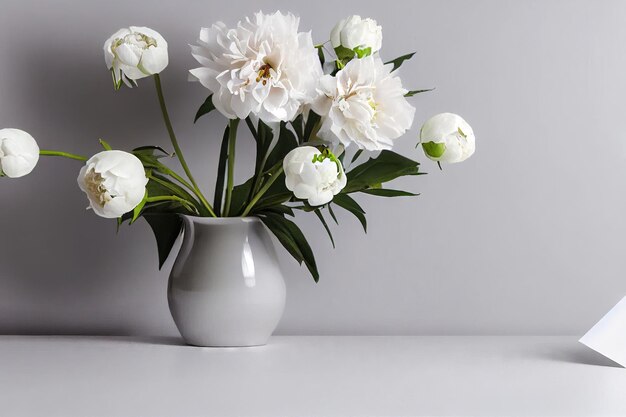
[256,64,272,85]
[84,168,112,207]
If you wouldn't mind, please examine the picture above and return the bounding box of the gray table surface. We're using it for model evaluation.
[0,335,624,417]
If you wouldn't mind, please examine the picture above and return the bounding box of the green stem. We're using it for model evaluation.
[148,174,206,215]
[146,195,187,204]
[39,150,87,161]
[240,165,284,217]
[153,74,216,217]
[146,195,199,215]
[246,119,265,199]
[222,118,240,217]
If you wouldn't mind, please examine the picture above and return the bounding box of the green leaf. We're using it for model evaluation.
[350,149,364,165]
[332,194,367,233]
[133,146,171,158]
[229,177,254,217]
[194,94,215,123]
[260,213,319,282]
[343,150,420,194]
[327,204,338,225]
[334,45,356,62]
[316,45,325,66]
[254,191,292,212]
[354,46,372,58]
[385,52,416,72]
[133,151,171,172]
[291,114,304,142]
[314,209,335,248]
[253,119,275,177]
[264,122,298,169]
[213,125,230,216]
[422,141,446,158]
[303,111,321,142]
[257,205,295,217]
[131,191,148,223]
[405,88,434,97]
[144,213,183,269]
[360,189,418,197]
[99,139,113,151]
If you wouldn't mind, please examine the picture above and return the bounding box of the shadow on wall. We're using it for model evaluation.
[0,39,194,335]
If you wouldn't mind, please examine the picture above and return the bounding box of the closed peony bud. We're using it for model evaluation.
[104,26,168,88]
[420,113,475,163]
[283,146,347,206]
[77,150,148,218]
[0,128,39,178]
[331,15,382,58]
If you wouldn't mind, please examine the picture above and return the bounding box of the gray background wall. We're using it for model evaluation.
[0,0,624,336]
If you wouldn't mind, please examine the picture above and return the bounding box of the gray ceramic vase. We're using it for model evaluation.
[168,215,286,347]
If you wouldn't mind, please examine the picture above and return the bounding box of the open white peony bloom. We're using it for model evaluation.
[0,128,39,178]
[331,15,382,56]
[104,26,168,87]
[420,113,475,163]
[312,55,415,151]
[77,150,148,219]
[283,146,347,206]
[189,11,323,123]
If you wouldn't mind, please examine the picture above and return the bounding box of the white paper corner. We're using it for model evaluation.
[579,296,626,368]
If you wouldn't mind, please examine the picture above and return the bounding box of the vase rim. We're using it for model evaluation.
[180,214,261,225]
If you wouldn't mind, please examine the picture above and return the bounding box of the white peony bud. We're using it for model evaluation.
[283,146,347,206]
[77,150,148,219]
[0,128,39,178]
[420,113,475,164]
[104,26,168,88]
[331,15,382,57]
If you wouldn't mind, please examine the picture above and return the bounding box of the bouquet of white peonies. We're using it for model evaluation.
[1,12,475,281]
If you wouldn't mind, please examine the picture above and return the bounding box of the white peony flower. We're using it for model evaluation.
[311,55,415,151]
[189,11,323,123]
[77,150,148,219]
[420,113,475,163]
[330,15,382,57]
[104,26,168,87]
[283,146,347,206]
[0,128,39,178]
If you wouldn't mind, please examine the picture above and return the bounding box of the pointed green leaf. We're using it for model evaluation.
[360,189,418,197]
[333,194,367,233]
[350,149,364,165]
[405,88,434,97]
[99,139,113,151]
[304,111,321,142]
[316,45,325,66]
[133,146,171,157]
[343,150,420,193]
[144,213,183,270]
[260,213,320,282]
[213,125,230,216]
[131,191,148,223]
[314,209,335,248]
[291,114,304,142]
[194,94,215,123]
[385,52,416,72]
[264,122,298,169]
[229,177,254,217]
[327,204,338,225]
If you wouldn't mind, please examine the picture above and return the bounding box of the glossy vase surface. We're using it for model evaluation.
[168,216,286,347]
